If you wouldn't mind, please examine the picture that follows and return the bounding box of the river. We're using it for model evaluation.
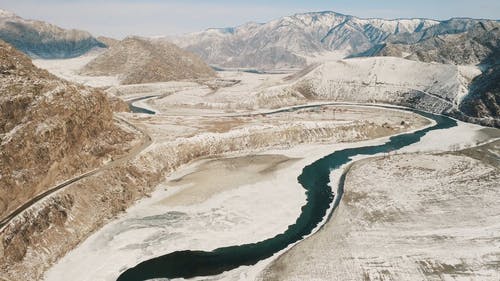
[128,96,157,115]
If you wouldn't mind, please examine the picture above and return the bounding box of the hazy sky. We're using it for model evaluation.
[2,0,499,38]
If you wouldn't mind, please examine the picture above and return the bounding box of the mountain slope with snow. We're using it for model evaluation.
[0,9,105,58]
[359,21,500,65]
[256,57,481,121]
[170,11,439,69]
[357,20,500,127]
[0,39,137,227]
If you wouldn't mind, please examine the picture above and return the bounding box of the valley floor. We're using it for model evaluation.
[42,103,495,281]
[43,104,431,281]
[3,58,499,281]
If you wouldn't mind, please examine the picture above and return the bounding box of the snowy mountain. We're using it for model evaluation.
[0,9,105,58]
[385,18,492,45]
[357,20,500,126]
[358,20,500,64]
[281,57,472,111]
[170,11,439,69]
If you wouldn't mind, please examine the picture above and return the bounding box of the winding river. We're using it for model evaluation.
[117,108,457,281]
[128,96,157,115]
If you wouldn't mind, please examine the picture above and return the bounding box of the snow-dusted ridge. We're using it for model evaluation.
[0,9,105,58]
[169,10,441,69]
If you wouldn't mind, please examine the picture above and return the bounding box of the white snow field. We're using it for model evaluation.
[33,50,120,88]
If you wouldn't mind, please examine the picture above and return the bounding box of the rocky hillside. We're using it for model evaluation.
[80,36,216,85]
[0,9,105,58]
[170,11,439,69]
[460,64,500,126]
[97,36,119,48]
[359,21,500,65]
[0,39,137,221]
[358,21,500,127]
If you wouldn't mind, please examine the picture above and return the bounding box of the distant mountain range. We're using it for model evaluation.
[0,9,105,58]
[171,11,499,69]
[170,11,441,69]
[356,20,500,64]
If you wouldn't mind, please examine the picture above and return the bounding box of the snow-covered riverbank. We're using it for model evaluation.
[44,112,490,281]
[261,122,499,281]
[43,139,377,281]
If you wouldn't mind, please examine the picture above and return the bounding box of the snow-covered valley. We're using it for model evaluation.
[3,56,447,280]
[1,7,499,280]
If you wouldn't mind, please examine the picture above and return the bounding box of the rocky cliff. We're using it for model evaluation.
[0,39,138,222]
[459,64,500,127]
[80,36,216,85]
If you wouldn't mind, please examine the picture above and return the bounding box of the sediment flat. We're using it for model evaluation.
[159,154,297,206]
[261,140,500,281]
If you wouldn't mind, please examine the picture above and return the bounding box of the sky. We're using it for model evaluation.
[1,0,499,38]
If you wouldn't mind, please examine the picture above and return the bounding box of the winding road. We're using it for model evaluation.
[0,117,152,231]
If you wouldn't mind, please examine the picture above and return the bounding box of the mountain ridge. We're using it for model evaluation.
[170,11,442,69]
[170,10,500,70]
[0,8,106,59]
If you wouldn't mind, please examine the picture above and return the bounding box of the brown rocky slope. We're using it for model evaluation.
[357,21,500,127]
[80,36,216,85]
[0,39,138,222]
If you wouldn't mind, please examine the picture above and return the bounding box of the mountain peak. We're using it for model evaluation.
[0,9,17,18]
[295,10,347,17]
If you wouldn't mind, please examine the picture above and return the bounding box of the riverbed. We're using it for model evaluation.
[44,107,491,281]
